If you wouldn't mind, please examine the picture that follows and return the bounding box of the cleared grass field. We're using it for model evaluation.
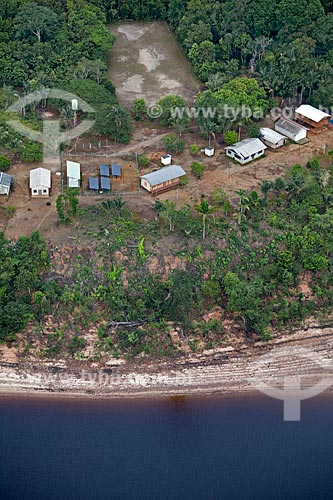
[108,21,200,105]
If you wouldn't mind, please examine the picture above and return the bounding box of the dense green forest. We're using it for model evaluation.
[2,159,333,358]
[0,0,333,157]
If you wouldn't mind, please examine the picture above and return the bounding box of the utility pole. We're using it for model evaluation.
[135,152,141,195]
[61,150,64,194]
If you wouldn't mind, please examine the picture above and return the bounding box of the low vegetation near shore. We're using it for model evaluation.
[2,158,333,362]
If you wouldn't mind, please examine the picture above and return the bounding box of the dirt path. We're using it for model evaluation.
[109,131,169,156]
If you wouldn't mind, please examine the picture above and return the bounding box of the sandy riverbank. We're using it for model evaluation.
[1,323,333,400]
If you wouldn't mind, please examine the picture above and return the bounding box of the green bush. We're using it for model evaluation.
[19,142,43,162]
[191,161,205,179]
[162,134,185,153]
[139,156,149,167]
[224,130,238,146]
[0,155,11,171]
[189,144,200,155]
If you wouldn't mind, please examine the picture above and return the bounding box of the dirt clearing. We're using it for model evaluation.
[108,22,200,105]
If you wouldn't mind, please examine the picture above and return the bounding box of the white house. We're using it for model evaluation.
[29,167,51,197]
[0,172,13,195]
[275,117,308,142]
[140,165,186,194]
[161,154,172,166]
[225,138,267,164]
[66,160,81,187]
[260,128,287,149]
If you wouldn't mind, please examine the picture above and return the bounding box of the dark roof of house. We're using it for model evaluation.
[89,177,99,190]
[111,164,121,176]
[100,176,111,190]
[100,164,110,176]
[0,171,12,188]
[140,165,186,187]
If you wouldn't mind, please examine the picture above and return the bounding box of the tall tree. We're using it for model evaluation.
[14,2,58,43]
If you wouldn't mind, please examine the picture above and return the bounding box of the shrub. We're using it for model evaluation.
[189,144,200,155]
[202,279,221,299]
[306,157,320,171]
[180,176,188,186]
[191,161,205,179]
[138,156,149,167]
[162,134,185,153]
[6,206,15,217]
[133,99,147,120]
[0,155,11,171]
[19,142,43,162]
[224,130,238,146]
[68,336,86,355]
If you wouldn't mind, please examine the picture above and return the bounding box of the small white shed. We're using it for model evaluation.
[66,160,81,188]
[0,172,13,195]
[204,147,214,157]
[161,154,172,166]
[30,167,51,197]
[275,118,308,142]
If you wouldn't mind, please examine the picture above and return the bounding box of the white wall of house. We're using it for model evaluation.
[226,149,264,164]
[262,138,286,149]
[0,185,10,195]
[31,186,50,197]
[141,178,152,192]
[275,124,307,142]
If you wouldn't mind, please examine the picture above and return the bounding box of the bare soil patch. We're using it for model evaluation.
[108,21,200,105]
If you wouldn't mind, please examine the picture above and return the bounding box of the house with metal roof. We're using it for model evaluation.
[260,128,287,150]
[295,105,330,133]
[0,172,13,196]
[0,172,13,195]
[140,165,186,194]
[29,167,51,197]
[225,138,267,165]
[66,160,81,188]
[275,118,308,142]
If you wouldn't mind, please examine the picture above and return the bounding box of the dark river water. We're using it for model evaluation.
[0,395,332,500]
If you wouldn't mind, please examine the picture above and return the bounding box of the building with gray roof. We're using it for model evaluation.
[140,165,186,194]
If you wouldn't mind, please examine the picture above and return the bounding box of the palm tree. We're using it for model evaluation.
[273,177,285,197]
[260,180,272,199]
[194,195,216,239]
[236,189,250,224]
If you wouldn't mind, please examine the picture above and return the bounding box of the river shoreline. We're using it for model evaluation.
[1,323,333,401]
